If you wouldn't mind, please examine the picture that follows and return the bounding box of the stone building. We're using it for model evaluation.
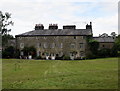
[93,36,115,50]
[15,22,93,59]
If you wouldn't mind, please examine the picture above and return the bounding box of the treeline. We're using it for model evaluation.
[86,35,120,59]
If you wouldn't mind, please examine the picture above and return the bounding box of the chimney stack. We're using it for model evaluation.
[63,25,76,29]
[35,24,44,30]
[49,24,58,30]
[86,22,92,29]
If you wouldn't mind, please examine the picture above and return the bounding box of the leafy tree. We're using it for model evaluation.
[2,34,14,47]
[0,11,14,48]
[98,48,111,58]
[100,33,108,37]
[111,32,117,38]
[2,46,15,58]
[88,39,99,55]
[111,35,120,56]
[0,11,13,35]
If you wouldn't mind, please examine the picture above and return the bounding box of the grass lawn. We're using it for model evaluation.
[2,57,118,89]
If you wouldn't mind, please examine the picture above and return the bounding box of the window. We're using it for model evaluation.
[80,51,84,56]
[59,52,63,57]
[71,43,75,48]
[44,43,48,48]
[81,36,85,39]
[37,43,41,48]
[19,37,22,40]
[20,51,24,56]
[81,36,84,39]
[102,45,105,47]
[79,43,84,48]
[51,43,55,48]
[74,36,76,39]
[42,53,45,56]
[37,51,41,56]
[43,37,47,39]
[20,43,24,49]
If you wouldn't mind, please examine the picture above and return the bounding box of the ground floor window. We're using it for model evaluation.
[80,51,84,56]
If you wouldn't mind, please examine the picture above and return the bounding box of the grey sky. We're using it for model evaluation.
[0,0,119,37]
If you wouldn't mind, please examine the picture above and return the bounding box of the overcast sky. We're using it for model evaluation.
[0,0,119,37]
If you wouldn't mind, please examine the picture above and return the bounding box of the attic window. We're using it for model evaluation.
[74,36,76,39]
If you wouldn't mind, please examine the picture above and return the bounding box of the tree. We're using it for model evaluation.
[2,46,15,58]
[98,48,111,58]
[0,11,14,48]
[111,35,120,56]
[100,33,108,37]
[0,11,14,35]
[88,39,99,55]
[2,34,14,47]
[111,32,117,38]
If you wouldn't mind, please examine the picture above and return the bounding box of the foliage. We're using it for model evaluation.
[56,55,64,60]
[0,11,14,48]
[111,32,117,37]
[100,33,108,37]
[88,39,99,55]
[0,11,14,35]
[63,55,70,60]
[15,49,20,58]
[22,46,36,58]
[35,56,42,59]
[86,52,97,59]
[110,35,120,57]
[2,34,14,47]
[98,48,111,58]
[2,46,15,58]
[2,58,118,89]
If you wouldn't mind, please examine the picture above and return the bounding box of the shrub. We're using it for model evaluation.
[35,56,42,59]
[22,46,37,58]
[63,55,70,60]
[98,48,111,58]
[2,46,15,58]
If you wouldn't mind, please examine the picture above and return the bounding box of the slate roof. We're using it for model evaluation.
[93,37,115,43]
[15,29,92,37]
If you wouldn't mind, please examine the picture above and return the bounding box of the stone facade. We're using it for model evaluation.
[98,42,114,49]
[16,35,89,59]
[93,37,115,50]
[15,23,93,59]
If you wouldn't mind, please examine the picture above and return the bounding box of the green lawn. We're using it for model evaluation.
[2,58,118,89]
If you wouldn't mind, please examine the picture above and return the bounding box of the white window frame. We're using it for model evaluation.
[20,43,24,49]
[44,43,48,48]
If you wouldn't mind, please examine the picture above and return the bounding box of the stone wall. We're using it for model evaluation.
[99,42,114,49]
[16,36,88,58]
